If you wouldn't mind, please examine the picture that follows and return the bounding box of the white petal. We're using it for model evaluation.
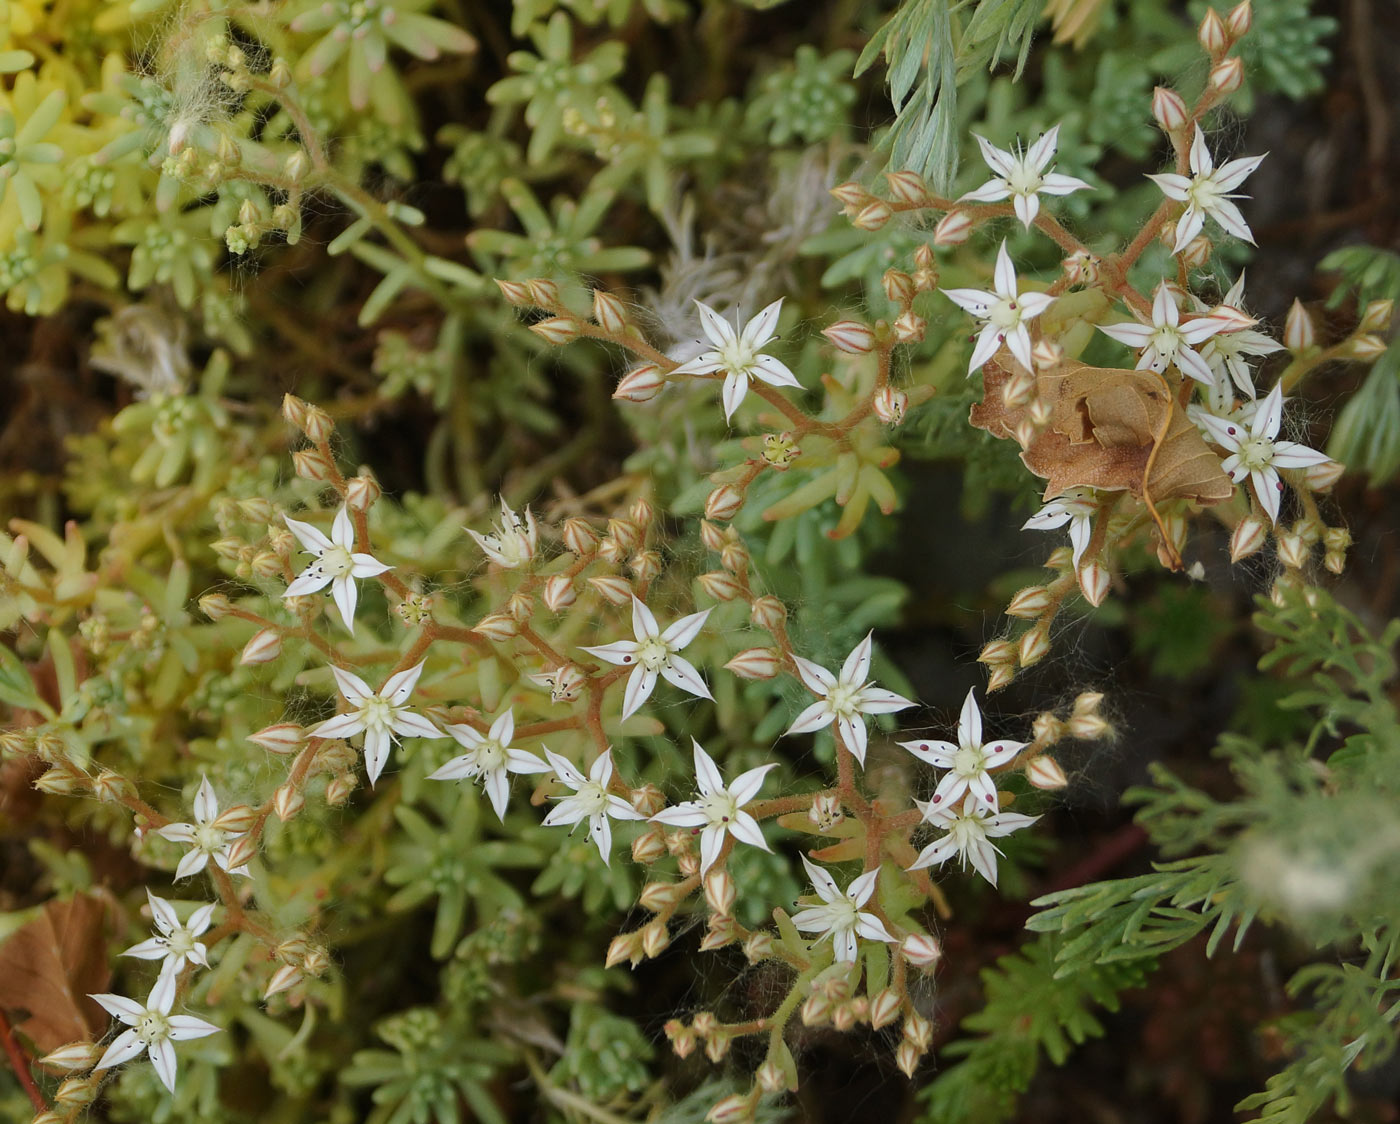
[174,849,209,880]
[1013,191,1038,229]
[661,607,711,650]
[699,826,724,874]
[1006,325,1034,372]
[283,514,332,554]
[1040,173,1091,196]
[847,868,879,907]
[1213,152,1265,193]
[966,837,1002,886]
[330,665,374,706]
[621,666,658,719]
[729,811,770,852]
[590,814,614,864]
[1098,322,1154,349]
[580,639,641,666]
[589,748,615,787]
[1175,346,1216,386]
[800,855,842,904]
[542,795,588,827]
[445,722,484,750]
[907,835,959,873]
[1147,173,1191,201]
[1252,467,1282,524]
[669,352,724,377]
[1209,198,1254,244]
[1023,504,1071,532]
[489,709,515,745]
[898,739,956,768]
[929,773,969,810]
[389,710,442,740]
[729,763,777,805]
[545,749,587,789]
[630,594,660,641]
[149,1038,178,1093]
[1254,383,1285,440]
[428,755,474,781]
[1069,515,1092,568]
[284,567,333,597]
[660,656,714,702]
[993,241,1017,299]
[751,354,802,389]
[840,634,873,686]
[483,769,510,820]
[381,660,426,704]
[1016,292,1055,320]
[691,740,724,796]
[506,748,551,775]
[350,554,391,578]
[834,928,858,962]
[331,575,358,633]
[362,727,392,787]
[147,891,179,934]
[854,687,914,714]
[966,771,999,810]
[985,811,1040,838]
[837,714,868,766]
[1172,206,1207,254]
[1188,125,1212,175]
[1026,124,1060,170]
[95,1030,146,1070]
[786,700,835,736]
[1270,443,1331,469]
[855,912,895,944]
[694,300,737,349]
[742,298,783,349]
[122,937,168,960]
[310,712,365,740]
[941,287,997,316]
[330,505,355,549]
[958,688,983,749]
[967,325,1004,373]
[650,804,708,828]
[90,993,145,1023]
[167,1015,221,1042]
[791,654,836,694]
[958,178,1011,204]
[193,776,218,823]
[721,370,748,421]
[973,134,1017,179]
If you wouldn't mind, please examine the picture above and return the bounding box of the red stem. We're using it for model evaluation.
[0,1008,48,1113]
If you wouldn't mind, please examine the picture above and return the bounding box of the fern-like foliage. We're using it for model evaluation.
[856,0,1043,191]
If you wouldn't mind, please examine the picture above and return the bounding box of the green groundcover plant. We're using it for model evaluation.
[1,0,1397,1122]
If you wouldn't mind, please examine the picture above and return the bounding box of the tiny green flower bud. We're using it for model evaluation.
[268,56,293,88]
[1342,333,1387,360]
[1359,299,1393,332]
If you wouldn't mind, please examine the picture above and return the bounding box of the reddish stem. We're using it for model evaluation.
[0,1009,47,1113]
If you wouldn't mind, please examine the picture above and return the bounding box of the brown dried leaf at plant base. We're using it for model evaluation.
[0,892,115,1053]
[970,358,1233,504]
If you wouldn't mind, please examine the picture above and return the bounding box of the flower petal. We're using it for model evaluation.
[691,740,724,796]
[283,514,332,554]
[381,660,426,704]
[331,574,358,632]
[694,300,737,349]
[661,607,710,650]
[622,666,658,719]
[363,727,392,787]
[742,298,783,349]
[660,656,714,702]
[791,654,836,694]
[330,665,374,706]
[95,1029,146,1071]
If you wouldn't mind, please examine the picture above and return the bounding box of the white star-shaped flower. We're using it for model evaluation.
[429,707,550,820]
[670,298,802,421]
[786,632,914,767]
[942,242,1054,374]
[122,892,216,980]
[467,499,538,569]
[908,794,1039,887]
[90,973,220,1093]
[1148,125,1266,254]
[581,595,713,720]
[1022,487,1096,567]
[1098,282,1229,386]
[790,855,895,963]
[284,505,392,633]
[959,125,1091,228]
[1194,273,1282,399]
[649,739,775,874]
[541,748,643,864]
[1195,382,1332,524]
[899,689,1027,813]
[155,775,251,881]
[310,661,443,787]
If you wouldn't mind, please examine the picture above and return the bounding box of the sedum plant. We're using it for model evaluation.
[0,0,1395,1123]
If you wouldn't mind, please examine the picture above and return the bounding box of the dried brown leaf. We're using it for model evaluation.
[0,892,114,1052]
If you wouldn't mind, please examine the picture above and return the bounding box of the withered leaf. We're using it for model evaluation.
[0,892,114,1052]
[970,358,1232,505]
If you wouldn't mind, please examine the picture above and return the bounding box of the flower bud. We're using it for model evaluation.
[830,181,873,208]
[1209,56,1244,94]
[720,540,749,574]
[248,723,302,755]
[1324,549,1346,575]
[40,1042,102,1072]
[900,933,942,967]
[630,550,663,583]
[631,782,666,818]
[1026,754,1068,789]
[987,663,1016,692]
[725,647,781,680]
[542,574,577,612]
[1007,586,1051,618]
[93,771,133,804]
[631,828,667,864]
[1152,86,1189,132]
[300,404,333,444]
[264,963,302,999]
[823,320,876,354]
[808,792,844,832]
[534,663,585,703]
[664,1018,697,1057]
[212,803,257,834]
[1002,368,1036,408]
[744,931,774,961]
[904,1011,933,1049]
[1276,531,1308,571]
[698,570,745,602]
[1067,712,1111,740]
[560,518,598,556]
[870,988,903,1029]
[1198,7,1227,54]
[506,591,533,622]
[1284,299,1316,353]
[705,1094,753,1124]
[472,611,519,641]
[884,170,930,205]
[640,881,685,912]
[831,1001,858,1032]
[250,551,283,579]
[756,1059,789,1094]
[282,393,309,429]
[704,484,744,521]
[224,833,258,871]
[274,783,304,821]
[325,774,355,806]
[934,210,972,246]
[979,639,1016,667]
[496,279,531,306]
[302,944,330,977]
[1078,561,1111,607]
[1359,299,1393,332]
[696,920,732,953]
[1342,333,1387,360]
[1226,0,1252,39]
[54,1076,99,1107]
[1028,396,1053,427]
[530,317,580,346]
[345,474,381,511]
[614,363,665,402]
[704,869,736,915]
[641,920,670,958]
[1230,514,1269,562]
[605,931,641,969]
[292,447,337,482]
[801,992,832,1026]
[750,595,787,632]
[1031,338,1063,372]
[873,387,909,426]
[1018,624,1051,667]
[1033,712,1065,746]
[35,767,81,796]
[883,269,916,306]
[240,628,282,665]
[1302,459,1343,493]
[893,310,926,343]
[588,576,633,605]
[525,278,561,307]
[592,290,629,334]
[853,200,892,231]
[1180,234,1214,270]
[895,1039,922,1078]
